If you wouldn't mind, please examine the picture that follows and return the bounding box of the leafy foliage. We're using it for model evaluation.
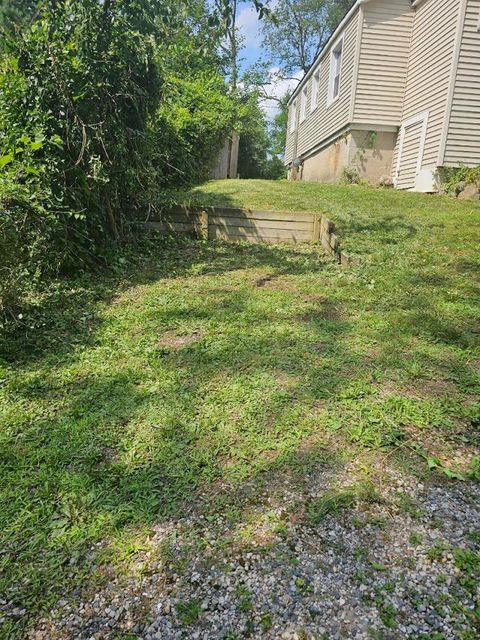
[237,92,285,179]
[440,166,480,196]
[156,73,237,186]
[0,0,38,33]
[261,0,355,75]
[270,94,290,158]
[0,179,60,322]
[0,0,241,323]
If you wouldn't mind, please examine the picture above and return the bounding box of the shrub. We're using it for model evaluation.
[342,165,362,185]
[0,0,165,317]
[440,166,480,196]
[0,1,235,321]
[153,73,236,188]
[237,92,287,180]
[0,181,61,326]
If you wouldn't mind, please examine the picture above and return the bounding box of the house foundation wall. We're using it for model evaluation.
[348,130,398,183]
[301,136,350,183]
[290,129,398,185]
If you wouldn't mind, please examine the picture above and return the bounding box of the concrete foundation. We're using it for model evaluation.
[301,135,350,183]
[348,130,397,184]
[289,129,398,186]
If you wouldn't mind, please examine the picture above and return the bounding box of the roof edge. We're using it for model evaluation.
[287,0,373,106]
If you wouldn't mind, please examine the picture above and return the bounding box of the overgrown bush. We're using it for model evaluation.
[154,73,236,188]
[237,92,286,180]
[0,0,235,322]
[0,180,61,326]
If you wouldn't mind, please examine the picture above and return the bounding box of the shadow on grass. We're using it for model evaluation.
[0,233,329,366]
[1,235,355,628]
[1,203,480,637]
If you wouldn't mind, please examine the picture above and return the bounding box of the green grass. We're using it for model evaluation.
[1,179,480,637]
[307,480,381,523]
[176,599,201,625]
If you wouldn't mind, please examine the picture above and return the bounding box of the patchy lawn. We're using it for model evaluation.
[1,180,480,639]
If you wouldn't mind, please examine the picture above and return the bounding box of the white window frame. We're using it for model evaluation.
[311,67,321,113]
[327,34,344,107]
[299,86,308,123]
[290,100,297,133]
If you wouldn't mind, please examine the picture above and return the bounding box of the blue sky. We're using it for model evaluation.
[236,3,264,70]
[236,1,302,118]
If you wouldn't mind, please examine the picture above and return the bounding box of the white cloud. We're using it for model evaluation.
[259,67,303,120]
[237,4,262,51]
[236,0,280,57]
[235,3,303,120]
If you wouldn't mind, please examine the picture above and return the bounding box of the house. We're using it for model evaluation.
[285,0,480,191]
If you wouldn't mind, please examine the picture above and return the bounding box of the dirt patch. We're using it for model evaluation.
[297,433,326,455]
[159,329,204,350]
[253,274,276,288]
[379,379,459,401]
[251,274,296,293]
[299,304,343,323]
[101,447,118,465]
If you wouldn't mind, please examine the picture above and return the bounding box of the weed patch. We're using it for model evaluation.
[307,480,381,524]
[176,600,201,625]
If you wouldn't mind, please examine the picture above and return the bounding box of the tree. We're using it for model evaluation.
[0,0,37,25]
[237,93,270,177]
[0,0,239,320]
[270,94,290,158]
[214,0,271,90]
[237,91,286,179]
[261,0,354,77]
[211,0,272,182]
[0,0,273,320]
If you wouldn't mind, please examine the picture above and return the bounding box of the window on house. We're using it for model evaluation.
[290,100,297,133]
[311,69,320,112]
[300,86,308,122]
[328,35,343,106]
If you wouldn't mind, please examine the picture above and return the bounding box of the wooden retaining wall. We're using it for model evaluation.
[143,206,351,264]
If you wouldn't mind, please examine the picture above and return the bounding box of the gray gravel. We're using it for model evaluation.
[27,471,480,640]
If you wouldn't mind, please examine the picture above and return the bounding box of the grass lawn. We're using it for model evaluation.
[1,179,480,638]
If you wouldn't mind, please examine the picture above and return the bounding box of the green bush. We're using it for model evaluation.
[0,1,235,321]
[154,73,236,188]
[440,166,480,196]
[0,1,159,317]
[0,181,60,326]
[237,92,286,180]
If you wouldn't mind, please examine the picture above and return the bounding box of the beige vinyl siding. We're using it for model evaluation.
[354,0,413,127]
[284,103,298,164]
[396,0,460,171]
[444,0,480,167]
[294,11,359,159]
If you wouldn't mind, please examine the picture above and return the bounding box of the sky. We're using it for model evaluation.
[236,3,264,69]
[235,1,302,119]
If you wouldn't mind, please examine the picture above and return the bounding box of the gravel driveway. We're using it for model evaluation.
[28,465,480,640]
